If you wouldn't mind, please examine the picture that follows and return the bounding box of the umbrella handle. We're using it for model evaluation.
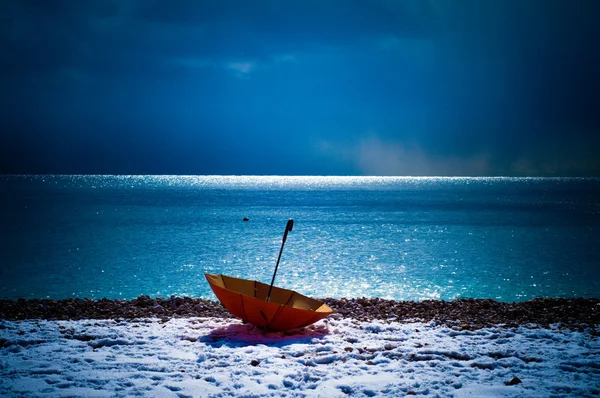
[267,219,294,301]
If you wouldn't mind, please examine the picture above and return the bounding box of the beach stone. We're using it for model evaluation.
[506,377,522,386]
[152,305,165,314]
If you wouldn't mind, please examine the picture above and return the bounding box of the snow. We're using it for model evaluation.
[1,316,598,397]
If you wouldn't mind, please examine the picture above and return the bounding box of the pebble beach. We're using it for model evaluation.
[1,296,598,331]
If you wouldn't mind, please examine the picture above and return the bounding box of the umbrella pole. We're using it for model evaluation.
[267,219,294,301]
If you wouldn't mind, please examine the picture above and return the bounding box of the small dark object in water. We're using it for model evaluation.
[243,217,249,221]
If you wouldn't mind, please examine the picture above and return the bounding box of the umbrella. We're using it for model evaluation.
[205,219,333,331]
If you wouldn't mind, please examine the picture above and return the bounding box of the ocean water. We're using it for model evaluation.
[1,175,599,302]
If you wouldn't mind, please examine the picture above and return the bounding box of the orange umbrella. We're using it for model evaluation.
[205,273,333,331]
[205,219,333,331]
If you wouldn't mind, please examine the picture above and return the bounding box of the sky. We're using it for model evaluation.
[1,0,599,176]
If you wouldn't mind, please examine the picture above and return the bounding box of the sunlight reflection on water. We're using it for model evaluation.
[1,175,599,301]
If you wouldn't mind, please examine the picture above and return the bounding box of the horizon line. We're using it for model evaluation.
[2,174,599,179]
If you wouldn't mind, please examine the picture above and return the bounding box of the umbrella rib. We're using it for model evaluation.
[269,305,286,329]
[239,294,248,322]
[283,293,294,308]
[257,307,269,329]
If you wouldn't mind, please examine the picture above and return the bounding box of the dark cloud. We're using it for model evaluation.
[136,0,438,41]
[1,0,599,175]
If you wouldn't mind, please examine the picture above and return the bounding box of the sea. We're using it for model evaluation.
[1,175,599,302]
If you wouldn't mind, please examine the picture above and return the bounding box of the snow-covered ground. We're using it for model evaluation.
[1,316,598,397]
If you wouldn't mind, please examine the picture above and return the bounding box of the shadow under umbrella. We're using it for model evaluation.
[199,320,330,348]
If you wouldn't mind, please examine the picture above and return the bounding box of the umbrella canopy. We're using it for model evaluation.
[205,273,334,331]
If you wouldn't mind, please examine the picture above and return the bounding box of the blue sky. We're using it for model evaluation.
[1,0,599,175]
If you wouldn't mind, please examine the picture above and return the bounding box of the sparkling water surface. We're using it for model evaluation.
[1,175,599,302]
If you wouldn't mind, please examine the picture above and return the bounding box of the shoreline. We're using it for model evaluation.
[1,296,598,330]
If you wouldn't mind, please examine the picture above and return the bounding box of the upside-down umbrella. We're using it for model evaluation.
[205,219,333,331]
